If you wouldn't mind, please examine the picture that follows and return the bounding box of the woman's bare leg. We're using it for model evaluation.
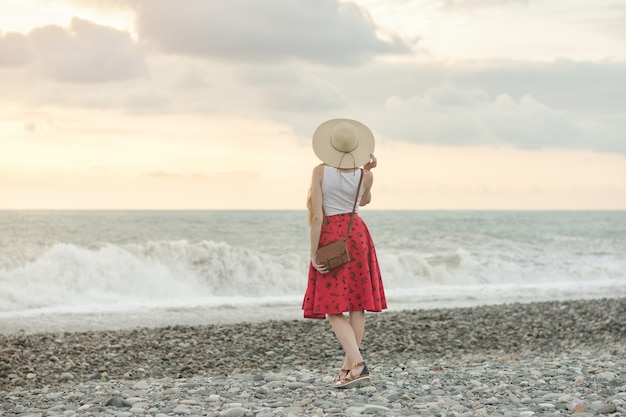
[350,310,365,345]
[329,311,366,380]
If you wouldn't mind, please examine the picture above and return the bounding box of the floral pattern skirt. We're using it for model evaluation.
[302,213,387,319]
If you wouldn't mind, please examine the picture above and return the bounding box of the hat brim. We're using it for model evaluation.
[312,118,375,168]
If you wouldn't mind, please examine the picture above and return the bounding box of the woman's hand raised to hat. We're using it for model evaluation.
[363,154,377,170]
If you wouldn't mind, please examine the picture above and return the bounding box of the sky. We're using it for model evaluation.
[0,0,625,210]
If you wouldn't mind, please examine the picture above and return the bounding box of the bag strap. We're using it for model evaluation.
[346,169,364,237]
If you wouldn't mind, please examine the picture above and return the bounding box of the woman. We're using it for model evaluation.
[302,118,387,389]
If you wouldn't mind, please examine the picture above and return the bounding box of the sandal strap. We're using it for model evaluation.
[345,362,368,381]
[333,368,350,382]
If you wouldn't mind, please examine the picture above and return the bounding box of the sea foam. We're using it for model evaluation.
[1,237,624,315]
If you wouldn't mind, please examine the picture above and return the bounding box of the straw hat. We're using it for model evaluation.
[312,118,375,169]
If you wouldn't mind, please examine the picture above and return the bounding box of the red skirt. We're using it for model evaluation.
[302,213,387,319]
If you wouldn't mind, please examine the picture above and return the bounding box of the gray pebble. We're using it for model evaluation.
[597,403,617,414]
[59,372,74,381]
[0,299,624,417]
[220,407,247,417]
[104,397,127,408]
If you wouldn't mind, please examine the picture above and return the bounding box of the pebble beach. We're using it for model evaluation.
[1,298,625,417]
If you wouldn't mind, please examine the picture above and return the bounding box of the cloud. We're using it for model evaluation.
[0,32,31,67]
[440,0,528,11]
[1,1,623,156]
[176,63,210,90]
[590,5,626,40]
[122,90,171,112]
[26,17,146,82]
[23,119,56,133]
[280,58,625,154]
[451,60,626,114]
[377,82,624,153]
[237,66,347,112]
[126,0,411,65]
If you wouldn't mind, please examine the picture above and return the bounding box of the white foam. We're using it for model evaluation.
[1,238,624,322]
[0,240,308,313]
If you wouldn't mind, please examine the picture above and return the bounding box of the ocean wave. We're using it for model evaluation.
[1,239,624,313]
[0,240,306,312]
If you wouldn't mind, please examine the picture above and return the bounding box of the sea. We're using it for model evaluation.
[1,210,625,334]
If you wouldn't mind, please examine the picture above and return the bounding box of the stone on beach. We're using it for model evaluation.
[0,298,625,417]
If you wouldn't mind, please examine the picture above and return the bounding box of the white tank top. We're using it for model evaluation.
[322,165,364,216]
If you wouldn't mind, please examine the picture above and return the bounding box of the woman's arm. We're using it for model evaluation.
[360,170,373,206]
[309,164,327,272]
[360,154,376,206]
